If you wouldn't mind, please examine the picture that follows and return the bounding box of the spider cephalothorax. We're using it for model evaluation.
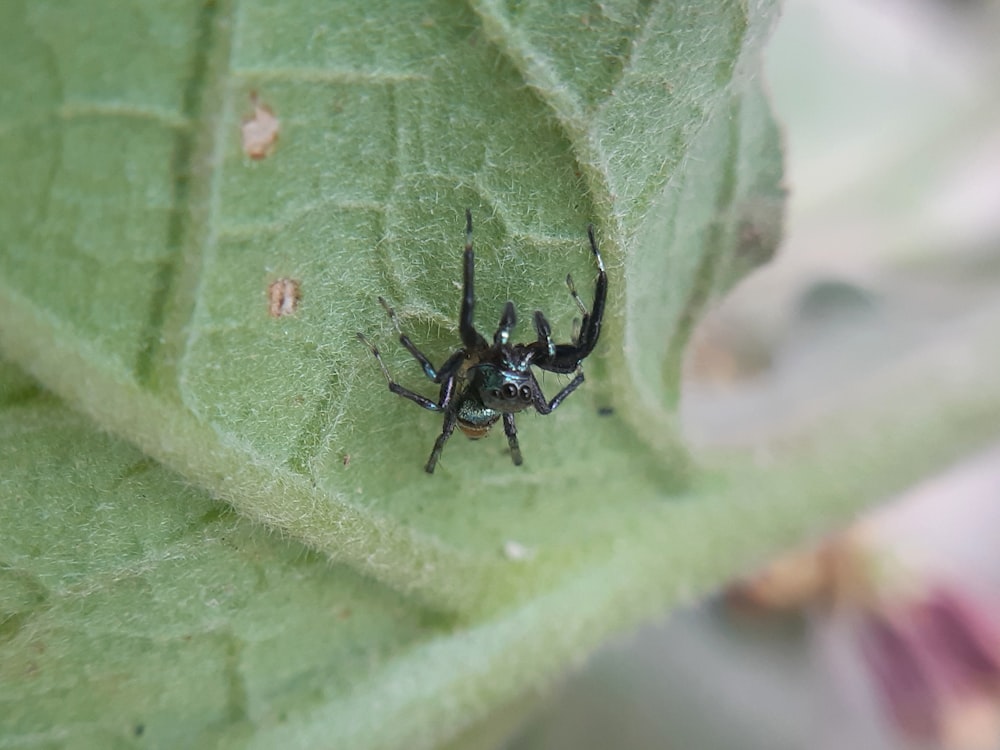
[357,209,607,473]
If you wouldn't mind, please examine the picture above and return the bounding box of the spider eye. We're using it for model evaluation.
[491,389,502,399]
[502,383,518,399]
[519,385,532,401]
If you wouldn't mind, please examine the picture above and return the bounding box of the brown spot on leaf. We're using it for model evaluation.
[268,278,300,318]
[242,92,279,160]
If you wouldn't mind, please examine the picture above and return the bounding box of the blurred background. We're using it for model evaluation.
[505,0,1000,747]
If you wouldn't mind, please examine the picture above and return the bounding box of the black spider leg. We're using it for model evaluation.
[423,350,466,474]
[534,224,607,374]
[356,332,446,410]
[426,412,458,474]
[564,273,590,341]
[355,331,464,474]
[502,412,523,466]
[577,224,607,353]
[532,310,556,358]
[378,296,442,380]
[529,369,585,415]
[460,209,488,350]
[494,301,516,345]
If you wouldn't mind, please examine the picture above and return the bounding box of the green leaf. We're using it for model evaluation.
[0,0,784,615]
[0,387,524,749]
[7,2,1000,746]
[0,361,515,748]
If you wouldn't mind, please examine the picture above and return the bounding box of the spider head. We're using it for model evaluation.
[471,362,537,412]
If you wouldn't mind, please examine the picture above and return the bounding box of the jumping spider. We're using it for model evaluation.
[357,210,607,473]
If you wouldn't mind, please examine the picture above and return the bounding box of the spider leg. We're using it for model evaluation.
[356,332,442,411]
[564,273,592,347]
[494,301,517,345]
[532,310,556,358]
[501,412,524,466]
[377,296,439,381]
[357,332,465,472]
[425,411,458,474]
[531,369,585,415]
[435,350,466,384]
[460,209,488,350]
[378,296,465,384]
[565,273,589,317]
[533,224,607,374]
[574,224,606,354]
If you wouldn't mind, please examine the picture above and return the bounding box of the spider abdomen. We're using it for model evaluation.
[456,398,499,439]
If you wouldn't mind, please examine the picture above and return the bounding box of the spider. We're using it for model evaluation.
[357,210,607,473]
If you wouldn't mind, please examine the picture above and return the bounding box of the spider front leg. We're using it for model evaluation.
[530,369,585,415]
[564,272,590,344]
[494,301,517,346]
[533,310,556,358]
[460,208,488,350]
[533,224,607,374]
[576,224,607,355]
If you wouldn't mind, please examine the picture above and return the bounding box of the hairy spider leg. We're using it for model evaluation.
[421,353,468,473]
[577,224,607,353]
[377,296,465,383]
[565,273,590,318]
[460,208,488,350]
[535,224,607,374]
[570,315,582,345]
[502,412,523,466]
[356,333,449,411]
[532,310,556,358]
[562,275,591,356]
[378,296,436,380]
[426,412,458,474]
[530,369,585,415]
[357,332,464,474]
[494,301,516,345]
[363,296,474,474]
[357,333,457,411]
[565,273,590,347]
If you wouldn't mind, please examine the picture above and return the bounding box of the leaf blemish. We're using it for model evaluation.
[268,278,300,317]
[242,91,279,160]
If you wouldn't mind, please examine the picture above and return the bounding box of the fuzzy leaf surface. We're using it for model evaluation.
[0,362,560,749]
[0,0,785,613]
